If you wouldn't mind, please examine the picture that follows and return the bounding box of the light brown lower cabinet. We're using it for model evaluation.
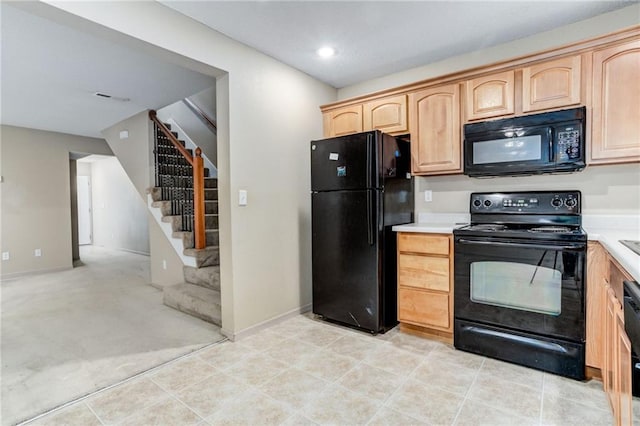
[397,232,453,341]
[598,255,634,426]
[586,242,608,370]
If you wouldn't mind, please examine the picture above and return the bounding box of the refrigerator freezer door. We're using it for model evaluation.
[312,189,381,332]
[310,131,378,192]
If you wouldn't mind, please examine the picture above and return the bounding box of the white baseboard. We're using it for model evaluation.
[221,303,312,342]
[116,247,150,256]
[1,266,72,282]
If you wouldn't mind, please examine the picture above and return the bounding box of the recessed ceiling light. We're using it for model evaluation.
[317,46,336,58]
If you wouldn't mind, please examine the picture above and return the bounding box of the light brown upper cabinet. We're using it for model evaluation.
[590,39,640,164]
[465,70,515,120]
[322,104,363,137]
[408,84,462,175]
[522,55,582,113]
[363,94,408,135]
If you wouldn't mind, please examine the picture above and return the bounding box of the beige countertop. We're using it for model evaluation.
[585,227,640,283]
[391,222,464,234]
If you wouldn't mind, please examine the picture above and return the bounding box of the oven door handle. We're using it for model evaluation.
[456,239,586,251]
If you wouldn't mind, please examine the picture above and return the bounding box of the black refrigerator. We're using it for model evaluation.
[310,130,413,334]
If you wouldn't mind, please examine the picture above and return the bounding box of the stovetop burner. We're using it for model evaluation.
[528,226,572,233]
[467,224,507,231]
[454,190,587,242]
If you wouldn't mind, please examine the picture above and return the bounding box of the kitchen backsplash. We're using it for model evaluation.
[414,162,640,216]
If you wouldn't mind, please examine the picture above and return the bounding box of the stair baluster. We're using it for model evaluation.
[149,110,206,249]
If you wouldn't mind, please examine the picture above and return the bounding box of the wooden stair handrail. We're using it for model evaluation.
[183,98,217,134]
[149,110,206,250]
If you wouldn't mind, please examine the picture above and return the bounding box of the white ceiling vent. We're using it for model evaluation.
[93,92,130,102]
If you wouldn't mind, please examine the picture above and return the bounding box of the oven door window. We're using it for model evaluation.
[470,260,561,315]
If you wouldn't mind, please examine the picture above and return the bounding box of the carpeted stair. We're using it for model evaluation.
[148,122,221,325]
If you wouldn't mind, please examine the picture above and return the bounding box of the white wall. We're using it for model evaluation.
[90,157,150,254]
[101,111,154,199]
[76,162,91,176]
[148,218,184,289]
[157,92,217,165]
[41,1,337,336]
[0,125,113,277]
[415,163,640,216]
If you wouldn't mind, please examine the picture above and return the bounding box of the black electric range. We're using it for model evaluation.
[453,190,588,380]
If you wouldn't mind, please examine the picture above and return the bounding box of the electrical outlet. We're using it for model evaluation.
[34,249,42,257]
[162,260,167,270]
[1,252,9,261]
[424,190,433,202]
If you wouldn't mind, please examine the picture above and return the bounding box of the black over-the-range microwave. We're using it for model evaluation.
[463,107,586,177]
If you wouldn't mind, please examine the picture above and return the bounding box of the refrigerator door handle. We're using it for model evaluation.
[366,133,372,189]
[367,191,375,246]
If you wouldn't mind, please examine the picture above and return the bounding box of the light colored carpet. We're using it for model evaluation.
[1,246,225,425]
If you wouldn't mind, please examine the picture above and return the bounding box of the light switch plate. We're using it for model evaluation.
[239,189,248,206]
[424,190,433,202]
[2,252,9,261]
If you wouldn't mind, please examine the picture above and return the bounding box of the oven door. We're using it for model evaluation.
[454,236,586,342]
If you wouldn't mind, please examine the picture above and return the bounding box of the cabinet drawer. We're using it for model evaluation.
[398,233,449,255]
[398,288,450,329]
[398,254,449,291]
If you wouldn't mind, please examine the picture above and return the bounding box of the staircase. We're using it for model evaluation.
[147,120,221,325]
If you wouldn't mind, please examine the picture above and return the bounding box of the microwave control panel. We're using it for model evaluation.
[554,125,582,162]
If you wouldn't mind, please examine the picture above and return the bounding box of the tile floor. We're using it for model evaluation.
[26,313,635,425]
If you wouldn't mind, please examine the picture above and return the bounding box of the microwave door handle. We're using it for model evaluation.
[456,239,586,251]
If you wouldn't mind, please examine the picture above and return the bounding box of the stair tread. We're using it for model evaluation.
[163,283,221,325]
[183,265,220,290]
[172,230,218,236]
[162,213,218,221]
[165,283,220,300]
[184,245,219,252]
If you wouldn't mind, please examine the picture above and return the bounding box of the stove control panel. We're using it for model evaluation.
[470,191,581,214]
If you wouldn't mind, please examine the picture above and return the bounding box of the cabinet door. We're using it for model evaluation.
[398,287,450,330]
[616,307,633,426]
[323,105,363,137]
[522,55,581,112]
[465,70,515,120]
[604,286,620,417]
[586,242,608,369]
[591,39,640,164]
[408,84,461,174]
[363,94,408,134]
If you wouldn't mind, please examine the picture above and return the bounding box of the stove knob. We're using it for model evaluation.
[483,200,492,207]
[565,198,577,208]
[551,197,563,208]
[473,199,482,208]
